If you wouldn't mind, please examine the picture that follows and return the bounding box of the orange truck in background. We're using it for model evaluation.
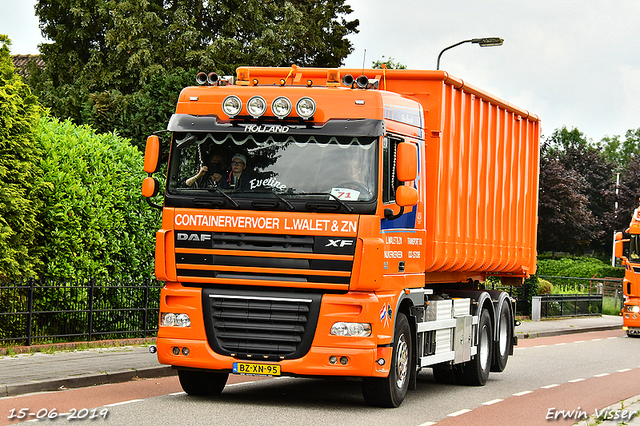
[614,206,640,337]
[142,66,540,407]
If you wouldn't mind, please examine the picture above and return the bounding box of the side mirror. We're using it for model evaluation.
[142,176,160,198]
[144,135,160,173]
[396,142,417,182]
[395,185,418,207]
[614,232,625,260]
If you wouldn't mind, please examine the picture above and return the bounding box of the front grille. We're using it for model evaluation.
[175,232,356,287]
[202,288,322,360]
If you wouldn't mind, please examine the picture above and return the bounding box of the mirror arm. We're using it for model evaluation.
[145,196,162,211]
[384,206,404,221]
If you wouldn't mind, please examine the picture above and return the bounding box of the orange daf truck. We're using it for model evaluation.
[141,66,540,407]
[614,206,640,337]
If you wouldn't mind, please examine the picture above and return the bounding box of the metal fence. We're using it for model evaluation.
[0,278,163,346]
[537,293,603,318]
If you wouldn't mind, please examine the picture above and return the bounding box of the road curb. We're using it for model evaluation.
[516,325,622,339]
[2,366,176,398]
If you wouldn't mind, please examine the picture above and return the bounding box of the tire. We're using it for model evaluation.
[362,313,412,407]
[178,369,228,396]
[491,301,512,372]
[458,308,493,386]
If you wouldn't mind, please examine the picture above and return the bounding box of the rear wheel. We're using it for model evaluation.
[362,313,412,407]
[178,370,228,396]
[458,308,493,386]
[491,301,512,372]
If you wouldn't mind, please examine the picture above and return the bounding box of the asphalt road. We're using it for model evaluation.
[2,329,639,426]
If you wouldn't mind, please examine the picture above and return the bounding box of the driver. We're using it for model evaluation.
[185,153,227,188]
[220,153,252,191]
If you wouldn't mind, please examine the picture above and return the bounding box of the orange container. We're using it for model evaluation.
[349,69,541,280]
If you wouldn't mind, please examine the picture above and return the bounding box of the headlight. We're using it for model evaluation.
[222,95,242,117]
[330,322,371,337]
[247,96,267,118]
[161,312,191,327]
[628,305,640,313]
[296,97,316,120]
[271,96,292,119]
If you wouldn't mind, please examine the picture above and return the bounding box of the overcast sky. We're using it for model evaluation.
[2,0,639,143]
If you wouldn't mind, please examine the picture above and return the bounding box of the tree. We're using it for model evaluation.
[372,56,407,69]
[0,35,46,279]
[545,127,614,251]
[537,152,599,254]
[31,0,359,147]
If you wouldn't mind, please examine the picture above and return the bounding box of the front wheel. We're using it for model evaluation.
[178,369,228,396]
[362,313,412,407]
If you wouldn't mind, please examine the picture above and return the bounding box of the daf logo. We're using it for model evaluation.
[325,239,354,248]
[177,233,211,242]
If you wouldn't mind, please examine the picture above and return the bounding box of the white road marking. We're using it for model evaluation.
[105,399,144,407]
[482,399,503,405]
[514,390,532,396]
[447,409,472,417]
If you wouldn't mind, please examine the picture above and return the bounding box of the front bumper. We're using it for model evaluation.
[157,337,392,378]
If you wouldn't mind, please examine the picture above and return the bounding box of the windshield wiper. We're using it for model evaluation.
[294,192,354,213]
[251,189,295,211]
[206,186,239,207]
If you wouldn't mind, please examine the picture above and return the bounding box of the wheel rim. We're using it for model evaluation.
[479,324,490,370]
[395,334,409,388]
[499,313,509,356]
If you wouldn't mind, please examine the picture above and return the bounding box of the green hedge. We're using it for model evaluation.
[537,257,624,279]
[35,118,160,280]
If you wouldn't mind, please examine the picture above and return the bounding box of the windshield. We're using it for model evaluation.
[166,132,377,204]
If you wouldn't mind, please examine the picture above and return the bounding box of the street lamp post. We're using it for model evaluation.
[436,37,504,70]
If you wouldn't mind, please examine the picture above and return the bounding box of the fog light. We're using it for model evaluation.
[377,358,385,366]
[296,97,316,120]
[626,314,630,319]
[222,95,242,117]
[271,96,292,119]
[329,356,338,365]
[172,347,180,356]
[340,356,348,365]
[182,347,190,356]
[247,96,267,118]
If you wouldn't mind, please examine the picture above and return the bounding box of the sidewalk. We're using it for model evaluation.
[0,315,625,398]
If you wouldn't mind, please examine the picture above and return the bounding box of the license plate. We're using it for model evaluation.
[233,362,281,376]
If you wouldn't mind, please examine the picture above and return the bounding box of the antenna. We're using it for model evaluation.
[361,49,367,74]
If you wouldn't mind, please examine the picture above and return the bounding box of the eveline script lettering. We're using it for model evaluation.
[244,124,290,133]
